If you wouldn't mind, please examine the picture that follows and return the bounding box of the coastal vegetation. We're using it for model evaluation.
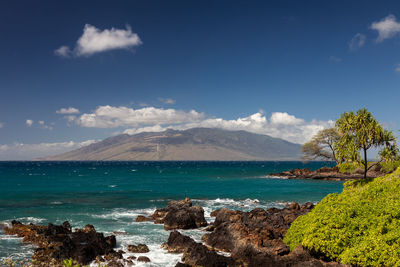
[302,108,399,179]
[284,168,400,266]
[302,127,340,163]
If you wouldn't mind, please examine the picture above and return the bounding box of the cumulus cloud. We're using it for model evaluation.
[371,14,400,42]
[56,107,80,114]
[349,33,366,50]
[159,98,176,104]
[0,140,97,160]
[26,119,33,127]
[60,103,332,144]
[122,111,334,144]
[75,105,205,128]
[55,24,142,57]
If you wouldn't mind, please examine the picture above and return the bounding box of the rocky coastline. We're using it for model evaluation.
[269,166,386,181]
[3,198,347,266]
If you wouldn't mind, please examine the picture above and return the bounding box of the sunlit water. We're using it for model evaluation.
[0,161,342,266]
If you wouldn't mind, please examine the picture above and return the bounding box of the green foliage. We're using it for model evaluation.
[380,160,400,173]
[62,258,93,267]
[302,128,339,163]
[284,168,400,266]
[338,162,359,174]
[335,108,399,178]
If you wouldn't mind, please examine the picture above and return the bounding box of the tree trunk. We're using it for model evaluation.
[363,147,367,179]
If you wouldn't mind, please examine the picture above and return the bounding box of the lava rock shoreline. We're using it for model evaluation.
[269,166,385,181]
[3,198,349,266]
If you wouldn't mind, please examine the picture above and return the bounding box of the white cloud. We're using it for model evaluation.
[59,103,332,144]
[54,46,71,57]
[371,14,400,42]
[0,122,3,128]
[329,56,342,63]
[0,140,97,160]
[56,107,80,114]
[123,125,166,135]
[270,112,304,125]
[75,105,205,128]
[349,33,366,50]
[159,98,176,104]
[26,119,33,127]
[122,111,333,144]
[55,24,142,57]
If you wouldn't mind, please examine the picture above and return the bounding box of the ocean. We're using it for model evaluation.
[0,161,343,266]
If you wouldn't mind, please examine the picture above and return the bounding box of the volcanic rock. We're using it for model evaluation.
[152,198,207,230]
[4,221,117,265]
[137,256,151,262]
[127,244,149,253]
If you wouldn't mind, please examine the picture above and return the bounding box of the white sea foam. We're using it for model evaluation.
[50,201,63,205]
[192,198,288,222]
[15,217,46,224]
[255,175,288,179]
[92,208,155,220]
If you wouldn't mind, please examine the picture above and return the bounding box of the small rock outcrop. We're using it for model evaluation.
[162,230,238,267]
[4,220,117,265]
[135,215,153,222]
[137,256,151,262]
[127,244,150,253]
[151,198,208,230]
[202,203,315,258]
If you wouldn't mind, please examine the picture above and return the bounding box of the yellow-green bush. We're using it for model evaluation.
[337,162,359,174]
[380,160,400,173]
[284,168,400,266]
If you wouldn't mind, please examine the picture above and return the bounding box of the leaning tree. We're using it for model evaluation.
[334,108,398,179]
[302,128,340,163]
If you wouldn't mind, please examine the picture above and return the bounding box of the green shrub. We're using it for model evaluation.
[337,162,359,174]
[380,160,400,173]
[284,168,400,266]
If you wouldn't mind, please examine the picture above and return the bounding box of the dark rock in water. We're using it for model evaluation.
[163,230,238,266]
[199,203,349,267]
[137,256,151,262]
[175,262,191,267]
[162,230,197,253]
[4,221,117,265]
[152,198,208,230]
[127,244,150,253]
[210,209,221,217]
[202,203,314,258]
[135,215,153,222]
[104,250,123,261]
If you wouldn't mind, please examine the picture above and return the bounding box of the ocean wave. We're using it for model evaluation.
[14,217,46,224]
[254,175,288,179]
[92,208,155,220]
[191,198,289,221]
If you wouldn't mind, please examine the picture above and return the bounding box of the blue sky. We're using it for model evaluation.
[1,0,400,159]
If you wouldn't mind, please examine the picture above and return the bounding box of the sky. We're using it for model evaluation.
[1,0,400,160]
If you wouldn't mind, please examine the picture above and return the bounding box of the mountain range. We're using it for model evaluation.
[41,128,302,161]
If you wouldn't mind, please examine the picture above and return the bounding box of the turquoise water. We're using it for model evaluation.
[0,161,342,266]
